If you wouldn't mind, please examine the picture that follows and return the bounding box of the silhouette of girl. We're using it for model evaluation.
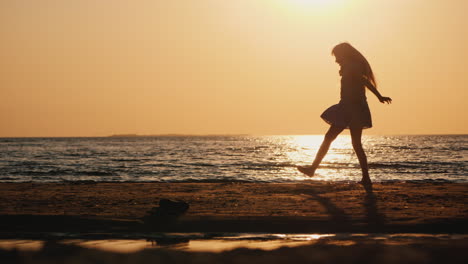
[297,43,392,185]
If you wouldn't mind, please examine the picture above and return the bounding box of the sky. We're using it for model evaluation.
[1,0,467,137]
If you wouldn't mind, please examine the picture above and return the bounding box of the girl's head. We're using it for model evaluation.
[332,42,377,87]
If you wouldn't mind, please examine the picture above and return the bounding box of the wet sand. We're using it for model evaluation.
[0,181,466,234]
[0,181,467,263]
[1,235,467,264]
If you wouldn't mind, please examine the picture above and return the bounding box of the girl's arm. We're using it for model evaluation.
[364,78,392,104]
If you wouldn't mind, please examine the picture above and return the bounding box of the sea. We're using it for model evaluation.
[0,135,466,183]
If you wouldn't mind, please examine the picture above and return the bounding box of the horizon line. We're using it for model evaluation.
[1,133,467,138]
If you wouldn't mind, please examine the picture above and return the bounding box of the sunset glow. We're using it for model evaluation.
[289,0,339,7]
[1,0,467,137]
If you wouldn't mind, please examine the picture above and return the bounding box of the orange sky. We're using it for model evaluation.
[1,0,467,137]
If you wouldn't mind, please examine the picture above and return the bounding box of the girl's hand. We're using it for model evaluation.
[379,96,392,104]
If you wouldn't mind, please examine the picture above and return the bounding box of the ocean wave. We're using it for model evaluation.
[0,178,461,184]
[368,161,466,169]
[182,162,216,167]
[111,158,151,162]
[0,169,116,177]
[0,135,466,183]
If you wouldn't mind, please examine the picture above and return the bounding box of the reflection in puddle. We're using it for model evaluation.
[186,239,312,252]
[65,240,151,253]
[0,240,44,251]
[0,233,466,253]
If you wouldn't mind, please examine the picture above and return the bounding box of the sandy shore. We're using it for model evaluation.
[0,181,467,263]
[0,181,466,234]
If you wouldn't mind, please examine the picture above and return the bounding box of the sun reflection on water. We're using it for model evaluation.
[282,135,355,181]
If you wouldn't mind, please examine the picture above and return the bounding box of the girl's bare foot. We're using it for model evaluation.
[297,166,316,177]
[359,177,372,186]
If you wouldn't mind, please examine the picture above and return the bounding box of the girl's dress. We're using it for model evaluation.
[320,66,372,129]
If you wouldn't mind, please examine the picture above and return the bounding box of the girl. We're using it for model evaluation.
[297,43,392,185]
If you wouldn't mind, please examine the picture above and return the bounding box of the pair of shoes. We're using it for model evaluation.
[297,166,315,177]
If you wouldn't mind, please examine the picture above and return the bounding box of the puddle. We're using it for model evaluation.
[0,233,466,253]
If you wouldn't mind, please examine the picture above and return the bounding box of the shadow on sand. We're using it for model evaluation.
[362,184,386,230]
[303,183,386,232]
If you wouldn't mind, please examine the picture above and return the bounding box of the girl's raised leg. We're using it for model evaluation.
[350,125,371,185]
[298,125,344,176]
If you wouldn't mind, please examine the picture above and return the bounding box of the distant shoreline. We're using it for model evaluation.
[0,134,467,138]
[107,134,252,138]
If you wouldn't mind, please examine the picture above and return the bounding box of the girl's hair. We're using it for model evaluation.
[331,43,377,88]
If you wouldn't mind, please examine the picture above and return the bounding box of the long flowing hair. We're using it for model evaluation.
[331,43,377,88]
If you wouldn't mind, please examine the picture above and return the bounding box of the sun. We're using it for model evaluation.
[282,0,344,13]
[277,0,344,17]
[290,0,338,7]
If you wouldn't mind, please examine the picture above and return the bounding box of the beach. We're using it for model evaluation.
[0,181,466,233]
[0,181,467,263]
